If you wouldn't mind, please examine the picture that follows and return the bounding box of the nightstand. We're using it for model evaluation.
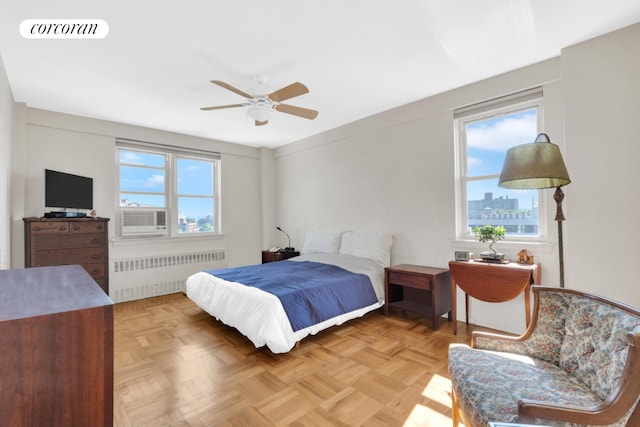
[384,264,452,330]
[261,250,300,263]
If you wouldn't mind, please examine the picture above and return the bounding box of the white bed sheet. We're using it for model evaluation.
[185,253,384,353]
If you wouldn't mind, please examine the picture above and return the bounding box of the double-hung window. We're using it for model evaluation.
[454,88,546,241]
[117,140,220,237]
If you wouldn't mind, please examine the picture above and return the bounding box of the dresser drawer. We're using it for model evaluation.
[69,221,107,234]
[81,263,106,282]
[92,277,106,289]
[29,221,70,234]
[387,271,432,290]
[30,234,106,250]
[31,248,106,266]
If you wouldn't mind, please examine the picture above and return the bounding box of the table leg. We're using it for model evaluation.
[384,278,389,316]
[524,284,531,327]
[465,293,469,325]
[451,277,457,335]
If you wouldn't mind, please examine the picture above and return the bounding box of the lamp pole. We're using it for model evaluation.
[553,187,566,288]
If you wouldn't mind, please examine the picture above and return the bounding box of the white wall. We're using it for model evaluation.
[562,22,640,305]
[0,55,13,269]
[258,147,277,249]
[11,108,265,300]
[272,24,640,334]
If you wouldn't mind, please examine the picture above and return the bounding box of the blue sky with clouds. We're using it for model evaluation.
[119,149,214,219]
[465,109,538,210]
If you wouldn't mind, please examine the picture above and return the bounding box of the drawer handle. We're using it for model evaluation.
[90,269,100,276]
[96,224,104,230]
[90,238,100,244]
[91,253,101,259]
[33,226,41,231]
[73,225,80,231]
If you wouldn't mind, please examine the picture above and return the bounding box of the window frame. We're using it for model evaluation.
[174,154,219,235]
[454,92,549,243]
[116,140,221,238]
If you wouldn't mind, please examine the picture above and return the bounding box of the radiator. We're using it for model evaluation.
[110,250,226,302]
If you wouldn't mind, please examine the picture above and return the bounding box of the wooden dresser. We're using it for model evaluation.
[24,217,110,295]
[0,265,114,426]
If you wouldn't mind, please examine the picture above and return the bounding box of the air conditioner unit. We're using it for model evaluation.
[121,209,168,236]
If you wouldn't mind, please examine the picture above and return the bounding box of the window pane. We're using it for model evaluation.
[177,197,214,233]
[177,158,213,196]
[466,109,537,176]
[462,105,540,238]
[467,179,539,236]
[120,166,165,193]
[119,149,165,167]
[119,193,165,208]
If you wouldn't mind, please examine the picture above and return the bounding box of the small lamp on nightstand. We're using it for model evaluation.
[498,133,571,287]
[276,226,295,252]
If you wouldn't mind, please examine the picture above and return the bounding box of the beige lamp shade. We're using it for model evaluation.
[498,133,571,189]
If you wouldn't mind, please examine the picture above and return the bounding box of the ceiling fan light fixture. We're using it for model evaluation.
[246,104,273,123]
[202,77,318,125]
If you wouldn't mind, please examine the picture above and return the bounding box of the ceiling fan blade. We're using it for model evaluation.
[268,82,309,102]
[275,103,319,120]
[255,120,269,126]
[211,80,253,99]
[200,103,247,111]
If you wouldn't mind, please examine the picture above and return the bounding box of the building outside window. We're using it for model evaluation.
[117,141,220,237]
[454,89,547,241]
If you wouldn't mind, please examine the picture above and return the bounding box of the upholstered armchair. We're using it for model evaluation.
[448,286,640,427]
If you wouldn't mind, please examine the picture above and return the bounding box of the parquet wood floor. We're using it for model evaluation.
[113,293,490,426]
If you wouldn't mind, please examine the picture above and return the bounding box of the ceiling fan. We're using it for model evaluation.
[200,75,319,126]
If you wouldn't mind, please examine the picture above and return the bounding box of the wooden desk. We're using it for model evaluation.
[449,260,540,335]
[384,264,451,330]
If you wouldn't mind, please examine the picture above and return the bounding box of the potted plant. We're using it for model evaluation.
[473,224,506,262]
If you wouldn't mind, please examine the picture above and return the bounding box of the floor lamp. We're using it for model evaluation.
[498,133,571,287]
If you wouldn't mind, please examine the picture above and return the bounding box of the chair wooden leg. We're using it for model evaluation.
[451,388,459,427]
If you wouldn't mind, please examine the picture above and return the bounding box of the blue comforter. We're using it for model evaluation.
[204,260,377,332]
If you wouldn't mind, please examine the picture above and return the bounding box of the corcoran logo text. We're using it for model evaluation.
[20,19,109,39]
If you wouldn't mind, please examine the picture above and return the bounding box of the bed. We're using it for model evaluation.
[186,231,392,353]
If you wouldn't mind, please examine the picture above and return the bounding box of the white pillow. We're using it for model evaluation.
[338,231,393,267]
[300,230,342,255]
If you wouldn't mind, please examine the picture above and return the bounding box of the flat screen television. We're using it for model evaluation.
[45,169,93,210]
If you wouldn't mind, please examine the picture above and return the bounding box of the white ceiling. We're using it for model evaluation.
[2,1,640,149]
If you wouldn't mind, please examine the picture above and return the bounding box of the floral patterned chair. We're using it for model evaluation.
[448,286,640,427]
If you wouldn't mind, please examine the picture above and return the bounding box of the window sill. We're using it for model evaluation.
[452,238,555,255]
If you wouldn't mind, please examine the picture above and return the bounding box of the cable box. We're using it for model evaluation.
[44,212,87,218]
